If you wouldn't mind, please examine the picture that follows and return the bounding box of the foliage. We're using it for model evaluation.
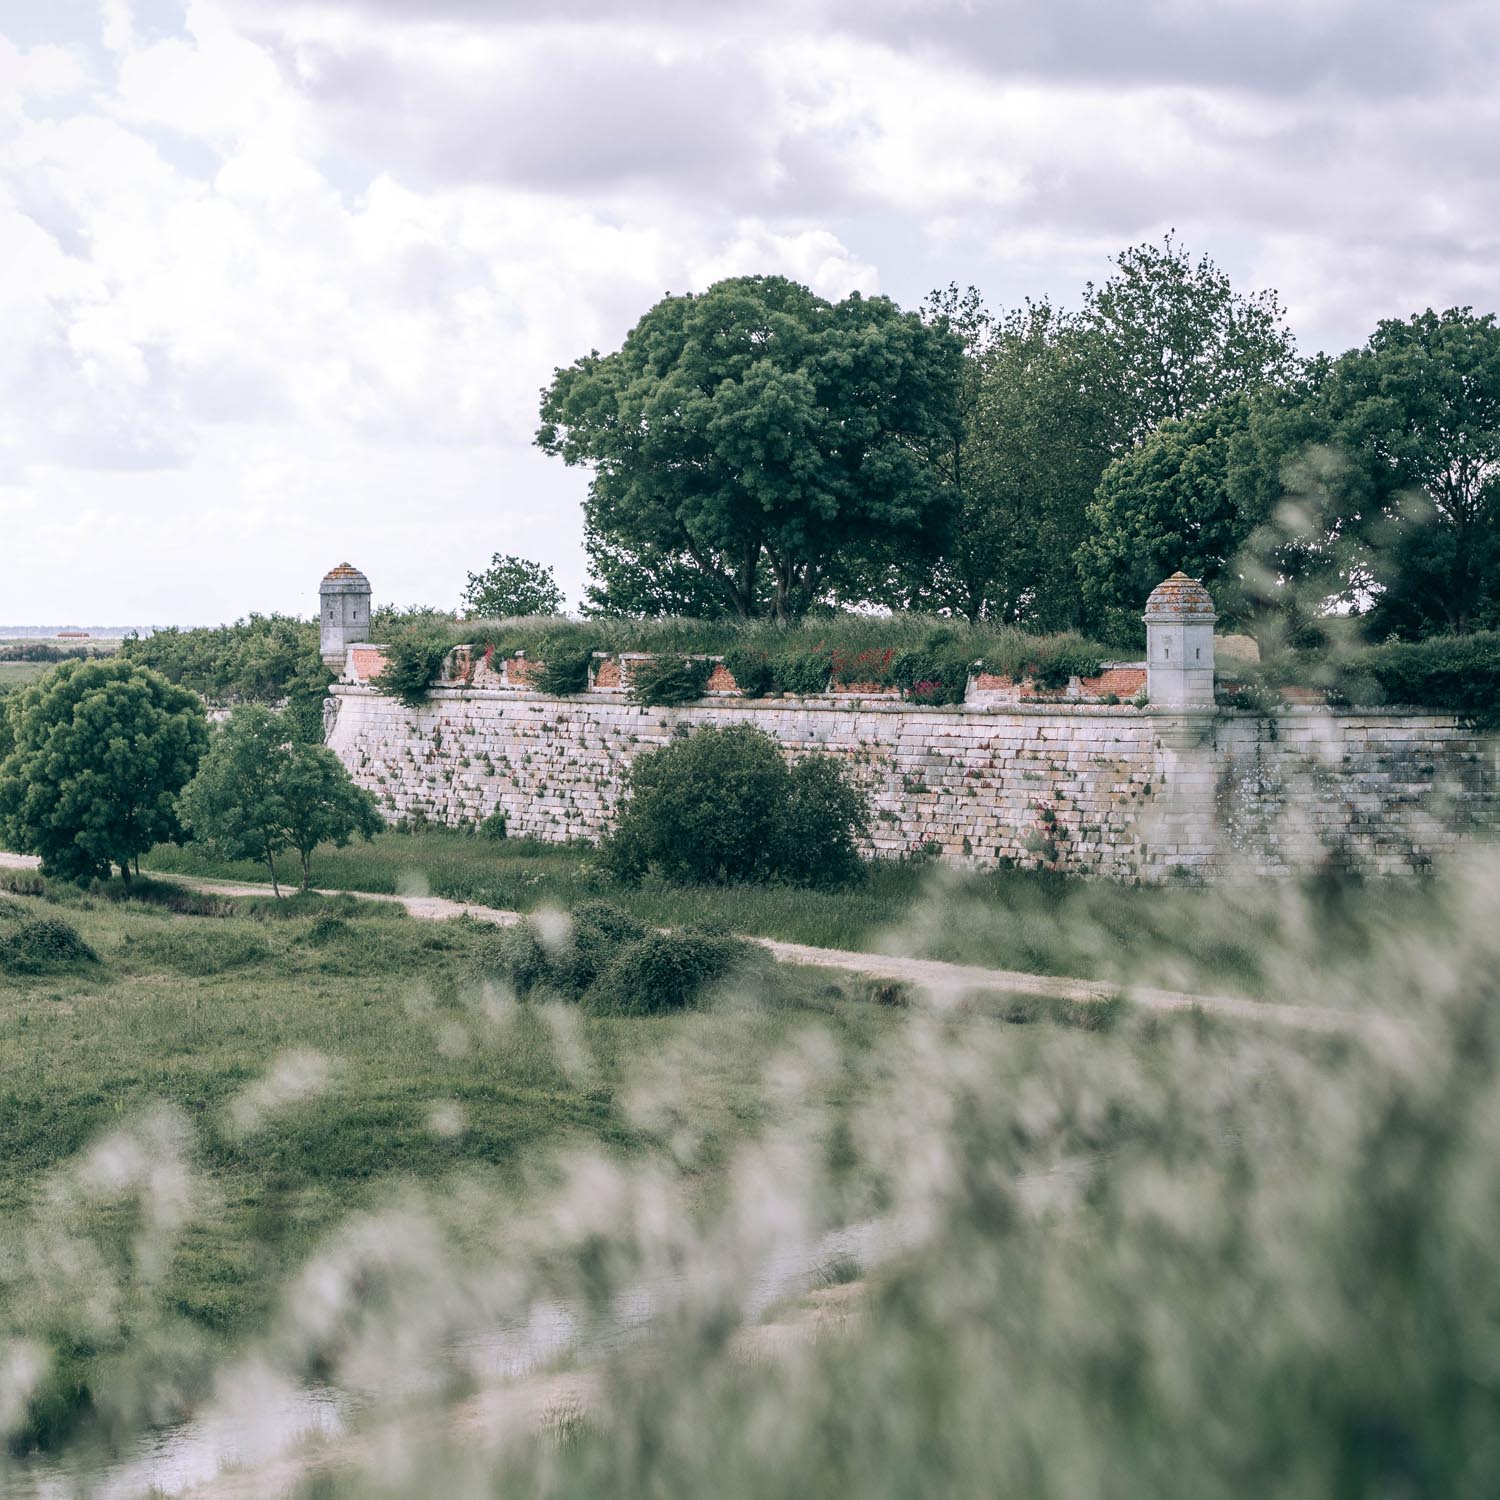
[580,523,747,619]
[179,705,382,893]
[1079,396,1257,645]
[599,724,868,887]
[0,914,97,973]
[721,647,776,698]
[371,629,454,707]
[461,554,564,618]
[627,654,714,706]
[0,659,208,882]
[121,615,334,743]
[1261,631,1500,730]
[529,646,594,697]
[1076,231,1298,449]
[479,809,508,841]
[0,643,101,663]
[539,274,964,621]
[583,929,759,1015]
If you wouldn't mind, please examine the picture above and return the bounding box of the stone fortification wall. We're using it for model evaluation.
[324,680,1497,880]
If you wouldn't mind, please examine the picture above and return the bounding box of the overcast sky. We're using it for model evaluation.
[2,0,1497,624]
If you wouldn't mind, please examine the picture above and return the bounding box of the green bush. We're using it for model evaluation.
[565,900,648,990]
[470,901,648,999]
[371,629,453,707]
[1259,631,1500,728]
[583,929,757,1016]
[598,723,868,887]
[722,647,775,698]
[891,648,974,706]
[0,916,98,973]
[479,809,508,841]
[770,649,832,697]
[628,654,714,706]
[530,648,593,696]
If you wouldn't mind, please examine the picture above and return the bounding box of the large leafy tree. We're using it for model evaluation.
[0,659,207,882]
[179,706,382,894]
[461,554,564,619]
[538,275,964,622]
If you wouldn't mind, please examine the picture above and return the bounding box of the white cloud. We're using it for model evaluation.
[0,0,1497,620]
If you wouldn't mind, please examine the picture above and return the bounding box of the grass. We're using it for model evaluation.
[2,869,1102,1454]
[140,827,1463,1005]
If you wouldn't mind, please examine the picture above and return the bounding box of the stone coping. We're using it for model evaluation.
[327,681,1476,726]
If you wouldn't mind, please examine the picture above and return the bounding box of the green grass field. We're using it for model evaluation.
[141,826,1458,1004]
[3,869,1088,1453]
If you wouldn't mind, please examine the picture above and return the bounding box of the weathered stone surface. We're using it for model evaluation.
[324,685,1498,882]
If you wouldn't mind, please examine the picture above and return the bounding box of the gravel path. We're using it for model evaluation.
[0,850,1381,1034]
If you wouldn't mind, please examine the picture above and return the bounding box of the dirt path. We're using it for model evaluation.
[1,850,1388,1035]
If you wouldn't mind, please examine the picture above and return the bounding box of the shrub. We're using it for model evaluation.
[771,649,832,697]
[0,916,97,973]
[564,900,648,990]
[599,723,868,887]
[779,756,871,886]
[722,647,775,698]
[530,648,593,697]
[828,647,897,688]
[479,809,508,841]
[371,629,452,706]
[583,930,757,1016]
[470,901,648,999]
[628,654,714,707]
[891,648,974,706]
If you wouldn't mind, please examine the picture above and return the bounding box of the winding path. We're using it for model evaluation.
[0,850,1386,1035]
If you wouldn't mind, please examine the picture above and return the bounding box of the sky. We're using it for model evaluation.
[2,0,1498,625]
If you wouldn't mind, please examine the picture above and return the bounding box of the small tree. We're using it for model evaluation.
[462,554,564,618]
[0,659,207,883]
[278,741,384,890]
[179,706,383,894]
[178,706,296,894]
[599,723,868,887]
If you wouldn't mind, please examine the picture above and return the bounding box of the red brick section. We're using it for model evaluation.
[704,662,738,693]
[1079,666,1146,697]
[592,658,621,688]
[507,657,539,687]
[349,646,387,681]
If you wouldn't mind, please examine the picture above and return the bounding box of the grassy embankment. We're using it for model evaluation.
[143,827,1454,1005]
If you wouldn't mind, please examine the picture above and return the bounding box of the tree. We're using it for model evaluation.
[179,706,383,894]
[579,522,744,618]
[1077,232,1298,450]
[538,275,964,623]
[178,706,296,894]
[871,292,1114,626]
[1078,396,1260,644]
[461,554,564,618]
[0,659,207,883]
[1324,308,1500,635]
[277,741,384,890]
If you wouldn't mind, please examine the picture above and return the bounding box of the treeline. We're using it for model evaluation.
[540,236,1500,651]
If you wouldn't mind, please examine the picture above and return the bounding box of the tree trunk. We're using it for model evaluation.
[300,848,312,892]
[119,860,132,886]
[264,847,281,898]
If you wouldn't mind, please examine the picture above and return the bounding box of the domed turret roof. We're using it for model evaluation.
[1143,571,1216,622]
[320,562,371,593]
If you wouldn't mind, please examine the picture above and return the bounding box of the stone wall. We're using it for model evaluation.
[324,680,1498,880]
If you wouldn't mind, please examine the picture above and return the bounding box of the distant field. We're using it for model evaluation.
[0,639,120,687]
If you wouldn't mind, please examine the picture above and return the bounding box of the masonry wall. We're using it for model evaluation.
[324,683,1498,880]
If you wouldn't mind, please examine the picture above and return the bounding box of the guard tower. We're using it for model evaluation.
[1143,571,1216,708]
[320,563,372,668]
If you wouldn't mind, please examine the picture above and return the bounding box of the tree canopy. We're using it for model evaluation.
[179,705,383,893]
[461,554,565,619]
[538,274,964,622]
[0,659,208,882]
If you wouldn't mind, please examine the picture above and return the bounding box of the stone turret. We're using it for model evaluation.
[1143,571,1216,709]
[320,563,371,668]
